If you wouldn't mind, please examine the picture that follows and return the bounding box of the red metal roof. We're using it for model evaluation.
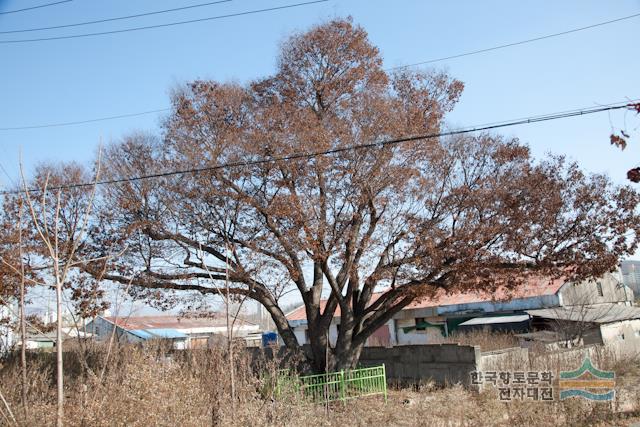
[285,276,565,321]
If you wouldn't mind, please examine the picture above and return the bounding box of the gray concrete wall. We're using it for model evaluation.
[248,344,481,386]
[357,344,480,386]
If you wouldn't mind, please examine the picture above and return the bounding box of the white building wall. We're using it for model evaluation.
[387,320,397,346]
[560,273,633,307]
[292,323,341,346]
[0,303,17,353]
[600,319,640,343]
[395,318,445,345]
[329,324,339,347]
[293,327,306,344]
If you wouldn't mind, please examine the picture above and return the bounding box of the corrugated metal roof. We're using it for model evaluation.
[526,304,640,324]
[128,329,155,340]
[459,314,530,326]
[286,276,566,322]
[146,329,187,339]
[128,328,187,340]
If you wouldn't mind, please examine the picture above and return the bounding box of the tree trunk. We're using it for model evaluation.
[334,342,365,371]
[308,324,331,373]
[307,324,365,373]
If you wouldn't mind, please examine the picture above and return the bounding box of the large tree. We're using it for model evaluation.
[82,18,639,372]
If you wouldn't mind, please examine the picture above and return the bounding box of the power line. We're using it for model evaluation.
[0,103,633,196]
[0,108,171,131]
[450,98,639,129]
[4,98,634,133]
[0,0,71,15]
[0,0,329,44]
[0,0,233,35]
[388,11,640,70]
[0,11,635,130]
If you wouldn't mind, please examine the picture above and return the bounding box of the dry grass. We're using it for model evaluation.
[0,341,638,427]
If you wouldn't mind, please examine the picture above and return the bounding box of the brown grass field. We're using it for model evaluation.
[0,337,638,427]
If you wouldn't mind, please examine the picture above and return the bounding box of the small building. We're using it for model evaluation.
[287,272,635,347]
[20,331,57,350]
[14,327,92,351]
[526,303,640,347]
[86,314,260,349]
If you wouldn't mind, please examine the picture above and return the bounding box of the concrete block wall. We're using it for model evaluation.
[358,344,481,385]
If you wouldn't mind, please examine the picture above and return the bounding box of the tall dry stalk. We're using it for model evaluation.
[224,242,236,405]
[198,238,252,409]
[0,387,17,426]
[17,200,27,419]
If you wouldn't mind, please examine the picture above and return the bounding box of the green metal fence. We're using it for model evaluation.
[277,364,387,403]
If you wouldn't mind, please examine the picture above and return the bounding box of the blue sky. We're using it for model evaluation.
[1,0,639,313]
[0,0,639,184]
[0,0,640,184]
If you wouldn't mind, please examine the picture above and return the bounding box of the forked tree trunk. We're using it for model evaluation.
[306,321,365,373]
[334,343,365,371]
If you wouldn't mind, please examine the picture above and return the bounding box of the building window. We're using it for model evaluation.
[304,329,309,343]
[415,318,426,331]
[596,282,604,297]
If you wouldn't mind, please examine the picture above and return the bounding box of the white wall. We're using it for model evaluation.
[0,304,18,354]
[560,273,634,307]
[291,324,340,346]
[600,319,640,344]
[293,326,306,345]
[395,318,445,345]
[0,305,15,353]
[387,320,397,346]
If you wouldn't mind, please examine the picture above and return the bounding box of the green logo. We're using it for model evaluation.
[559,357,615,401]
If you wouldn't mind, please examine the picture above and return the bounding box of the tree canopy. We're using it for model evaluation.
[2,18,639,372]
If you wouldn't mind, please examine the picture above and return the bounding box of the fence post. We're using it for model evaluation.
[340,370,346,403]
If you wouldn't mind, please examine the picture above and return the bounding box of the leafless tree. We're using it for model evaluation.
[0,159,106,426]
